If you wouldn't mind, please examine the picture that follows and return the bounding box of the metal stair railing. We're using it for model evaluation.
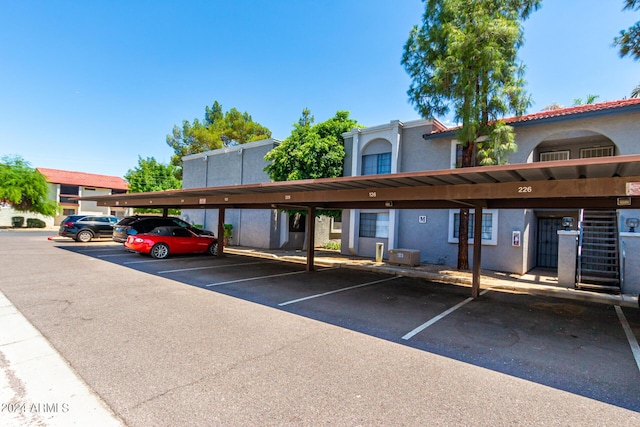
[576,209,584,286]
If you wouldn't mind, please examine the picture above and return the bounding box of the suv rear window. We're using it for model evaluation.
[116,217,139,226]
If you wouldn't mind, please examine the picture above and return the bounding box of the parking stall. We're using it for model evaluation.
[52,238,640,411]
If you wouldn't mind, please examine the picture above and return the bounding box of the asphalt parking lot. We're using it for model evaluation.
[2,230,640,425]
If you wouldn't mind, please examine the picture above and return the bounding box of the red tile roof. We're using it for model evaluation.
[503,98,640,125]
[430,98,640,134]
[37,168,129,191]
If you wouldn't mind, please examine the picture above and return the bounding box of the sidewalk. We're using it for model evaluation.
[0,292,123,427]
[224,246,640,309]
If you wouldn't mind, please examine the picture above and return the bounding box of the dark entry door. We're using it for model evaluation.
[537,217,563,268]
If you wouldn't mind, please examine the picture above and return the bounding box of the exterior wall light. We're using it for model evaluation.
[562,217,574,231]
[626,217,639,232]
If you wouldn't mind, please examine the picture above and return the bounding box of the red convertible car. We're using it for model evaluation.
[125,226,218,259]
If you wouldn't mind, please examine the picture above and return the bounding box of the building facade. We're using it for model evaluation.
[181,139,339,249]
[341,99,640,285]
[0,168,129,227]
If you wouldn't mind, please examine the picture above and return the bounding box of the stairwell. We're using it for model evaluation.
[577,209,621,293]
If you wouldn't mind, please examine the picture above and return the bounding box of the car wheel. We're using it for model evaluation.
[151,243,170,259]
[76,230,93,243]
[208,243,218,256]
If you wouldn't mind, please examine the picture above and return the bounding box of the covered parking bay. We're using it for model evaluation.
[82,155,640,299]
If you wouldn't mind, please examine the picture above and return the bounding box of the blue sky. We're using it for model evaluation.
[1,0,638,178]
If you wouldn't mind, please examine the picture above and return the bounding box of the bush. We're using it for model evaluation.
[11,216,24,228]
[26,218,46,228]
[223,224,233,244]
[324,241,341,250]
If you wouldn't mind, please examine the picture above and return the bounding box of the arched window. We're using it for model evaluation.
[361,139,392,175]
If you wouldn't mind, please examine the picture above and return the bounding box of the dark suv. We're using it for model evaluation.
[112,215,213,243]
[58,214,120,242]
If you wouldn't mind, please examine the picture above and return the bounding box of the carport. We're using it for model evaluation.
[81,155,640,298]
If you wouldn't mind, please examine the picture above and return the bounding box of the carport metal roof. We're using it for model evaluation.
[81,155,640,298]
[85,155,640,211]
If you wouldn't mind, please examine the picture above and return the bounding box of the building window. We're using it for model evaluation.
[361,153,391,175]
[454,143,464,168]
[580,146,614,158]
[359,212,389,238]
[450,141,483,168]
[448,209,498,245]
[59,197,79,205]
[540,150,570,162]
[330,214,342,233]
[59,184,80,205]
[60,185,79,195]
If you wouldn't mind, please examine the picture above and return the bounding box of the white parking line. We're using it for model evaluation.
[278,276,400,307]
[158,261,272,274]
[615,306,640,373]
[123,258,173,265]
[206,270,314,287]
[79,248,124,253]
[402,289,490,340]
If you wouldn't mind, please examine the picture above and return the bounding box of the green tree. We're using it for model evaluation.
[264,109,360,217]
[0,156,58,216]
[614,0,640,97]
[476,122,517,166]
[124,157,181,214]
[573,94,600,106]
[167,101,271,177]
[402,0,539,270]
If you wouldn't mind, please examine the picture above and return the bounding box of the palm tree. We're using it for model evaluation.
[632,84,640,98]
[572,94,600,106]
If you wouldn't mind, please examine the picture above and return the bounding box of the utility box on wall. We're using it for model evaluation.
[388,249,421,266]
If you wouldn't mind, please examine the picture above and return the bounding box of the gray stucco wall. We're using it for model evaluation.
[621,232,640,295]
[400,126,451,172]
[503,110,640,163]
[387,109,640,274]
[397,209,453,265]
[340,209,352,255]
[358,236,389,259]
[181,140,279,246]
[395,208,530,273]
[343,136,354,177]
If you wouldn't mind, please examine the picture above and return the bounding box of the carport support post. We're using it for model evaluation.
[162,207,169,217]
[306,206,316,272]
[217,208,225,257]
[471,206,483,299]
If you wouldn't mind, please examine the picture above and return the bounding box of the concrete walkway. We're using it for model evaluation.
[0,292,123,426]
